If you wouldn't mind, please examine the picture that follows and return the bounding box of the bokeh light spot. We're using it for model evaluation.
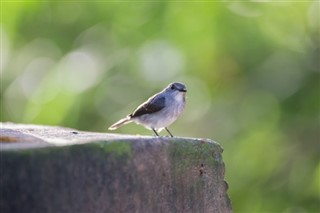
[139,40,185,82]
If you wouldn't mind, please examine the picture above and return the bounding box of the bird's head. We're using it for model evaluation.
[165,82,187,102]
[166,82,187,93]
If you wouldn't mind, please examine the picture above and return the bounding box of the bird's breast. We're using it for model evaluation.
[174,92,186,103]
[132,92,186,130]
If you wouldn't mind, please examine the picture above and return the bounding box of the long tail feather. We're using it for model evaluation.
[108,116,132,130]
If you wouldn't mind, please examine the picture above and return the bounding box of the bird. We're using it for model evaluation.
[108,82,187,137]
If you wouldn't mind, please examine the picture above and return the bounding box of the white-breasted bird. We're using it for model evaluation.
[108,82,187,137]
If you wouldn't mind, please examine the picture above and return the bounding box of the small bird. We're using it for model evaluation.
[108,82,187,137]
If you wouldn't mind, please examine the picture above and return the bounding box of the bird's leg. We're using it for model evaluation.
[165,127,174,137]
[152,128,160,137]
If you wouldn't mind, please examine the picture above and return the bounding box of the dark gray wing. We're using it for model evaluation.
[130,96,165,118]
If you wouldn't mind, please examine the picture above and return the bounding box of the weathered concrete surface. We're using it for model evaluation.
[0,122,231,213]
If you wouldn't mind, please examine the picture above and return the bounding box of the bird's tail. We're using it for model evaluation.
[108,116,132,130]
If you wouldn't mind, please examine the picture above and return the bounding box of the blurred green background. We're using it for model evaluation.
[1,1,319,212]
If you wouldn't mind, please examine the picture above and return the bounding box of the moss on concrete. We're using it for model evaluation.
[70,141,132,157]
[168,138,223,169]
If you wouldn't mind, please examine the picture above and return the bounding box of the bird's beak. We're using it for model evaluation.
[179,89,187,92]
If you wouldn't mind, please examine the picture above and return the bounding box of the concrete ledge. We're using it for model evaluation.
[0,123,231,213]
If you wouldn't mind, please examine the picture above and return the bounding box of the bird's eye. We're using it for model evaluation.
[171,85,175,90]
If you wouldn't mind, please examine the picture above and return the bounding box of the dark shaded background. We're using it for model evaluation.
[1,1,319,212]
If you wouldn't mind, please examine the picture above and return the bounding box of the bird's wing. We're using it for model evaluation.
[130,95,166,118]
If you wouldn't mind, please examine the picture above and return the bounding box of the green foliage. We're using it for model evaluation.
[1,1,319,212]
